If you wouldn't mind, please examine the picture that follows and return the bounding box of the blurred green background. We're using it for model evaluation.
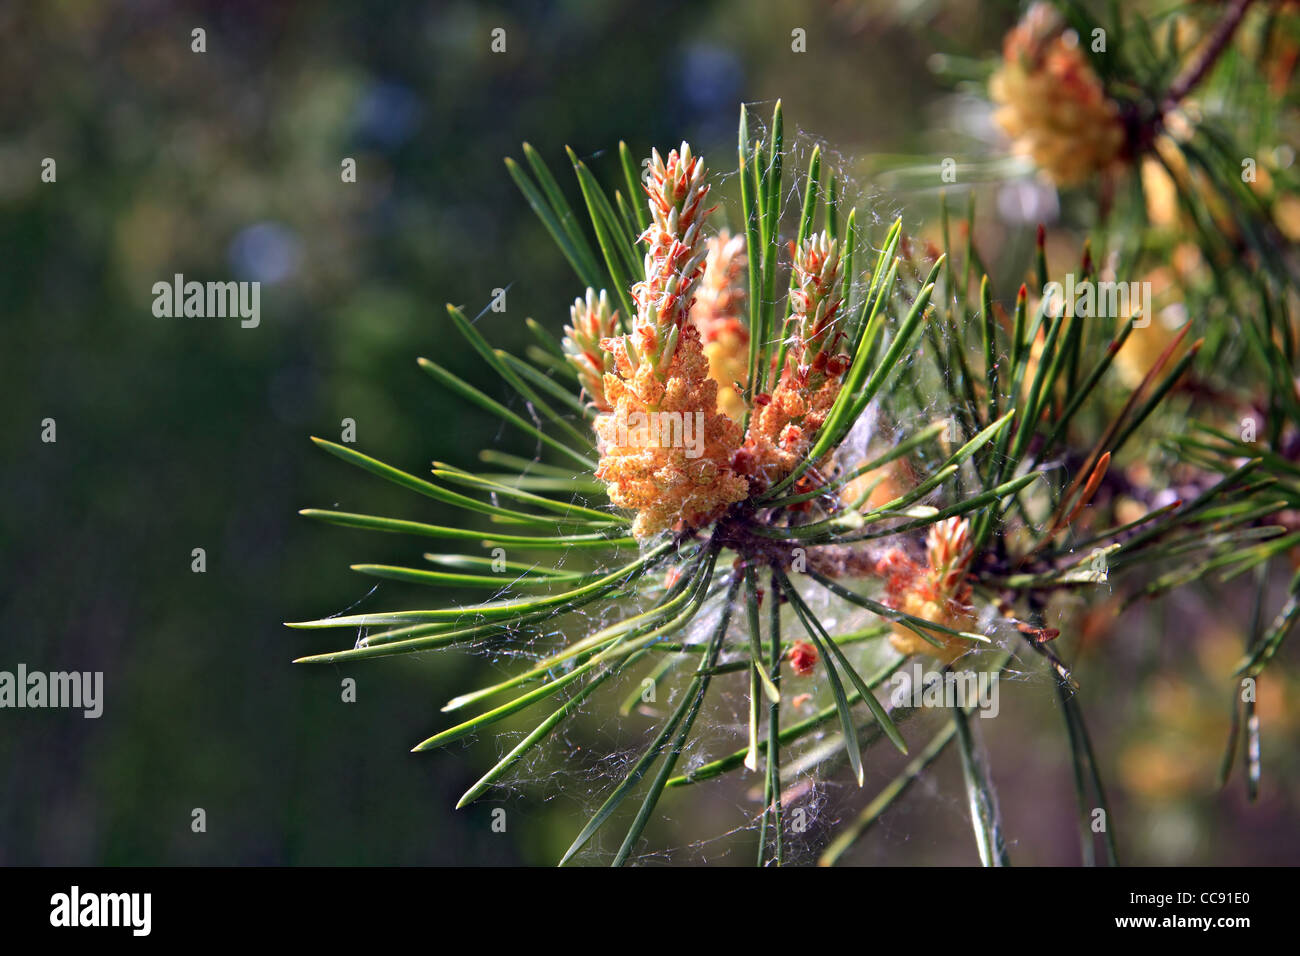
[1,0,1294,865]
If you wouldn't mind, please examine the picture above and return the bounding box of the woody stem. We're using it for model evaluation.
[1162,0,1256,113]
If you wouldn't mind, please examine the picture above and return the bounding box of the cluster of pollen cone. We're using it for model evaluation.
[560,142,978,664]
[562,143,857,538]
[989,2,1125,186]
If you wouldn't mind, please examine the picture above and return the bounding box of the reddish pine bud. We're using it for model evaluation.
[788,640,819,676]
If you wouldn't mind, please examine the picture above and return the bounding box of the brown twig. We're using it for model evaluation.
[1162,0,1257,113]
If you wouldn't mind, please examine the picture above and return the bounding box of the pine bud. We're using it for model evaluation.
[562,289,619,410]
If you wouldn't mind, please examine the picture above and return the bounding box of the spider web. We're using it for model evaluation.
[384,111,1078,866]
